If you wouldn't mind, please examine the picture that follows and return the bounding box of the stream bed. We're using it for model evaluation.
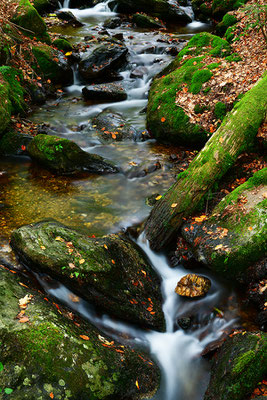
[0,2,242,399]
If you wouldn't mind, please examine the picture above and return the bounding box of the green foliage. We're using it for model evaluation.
[216,13,238,36]
[190,69,213,94]
[243,0,267,44]
[214,101,227,120]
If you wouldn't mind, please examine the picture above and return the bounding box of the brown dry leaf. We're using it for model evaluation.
[215,244,223,250]
[68,294,80,303]
[19,294,33,308]
[80,335,90,340]
[171,203,177,208]
[68,263,76,269]
[19,316,29,323]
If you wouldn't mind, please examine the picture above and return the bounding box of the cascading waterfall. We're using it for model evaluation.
[34,233,237,400]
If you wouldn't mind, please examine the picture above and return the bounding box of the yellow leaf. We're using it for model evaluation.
[171,203,177,208]
[103,244,108,250]
[65,51,72,56]
[155,195,162,200]
[40,245,46,250]
[136,380,140,389]
[215,244,223,250]
[55,236,64,242]
[219,137,224,143]
[79,259,85,264]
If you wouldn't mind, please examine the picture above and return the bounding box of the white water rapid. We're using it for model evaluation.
[34,234,237,400]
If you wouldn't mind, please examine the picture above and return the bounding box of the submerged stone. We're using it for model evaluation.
[0,266,160,399]
[91,110,137,142]
[27,134,118,174]
[0,130,32,156]
[175,273,211,297]
[204,332,267,400]
[82,83,127,102]
[11,220,165,331]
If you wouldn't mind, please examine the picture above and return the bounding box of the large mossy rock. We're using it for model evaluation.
[114,0,192,23]
[146,32,231,147]
[0,67,27,136]
[33,0,58,14]
[12,0,51,43]
[32,44,73,85]
[78,44,128,82]
[182,168,267,279]
[192,0,246,20]
[204,332,267,400]
[11,220,165,331]
[27,134,118,175]
[0,266,160,399]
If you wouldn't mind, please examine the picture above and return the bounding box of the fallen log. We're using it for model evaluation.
[144,73,267,250]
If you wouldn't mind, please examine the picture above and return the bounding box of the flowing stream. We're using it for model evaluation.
[0,2,240,399]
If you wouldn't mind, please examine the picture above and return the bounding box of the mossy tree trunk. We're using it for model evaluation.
[144,74,267,251]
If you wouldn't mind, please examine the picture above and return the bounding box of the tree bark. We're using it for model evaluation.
[144,74,267,250]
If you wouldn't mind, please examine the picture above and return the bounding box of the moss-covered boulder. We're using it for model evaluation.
[78,44,128,82]
[182,168,267,279]
[204,332,267,400]
[0,130,32,156]
[27,134,118,175]
[0,67,27,136]
[53,38,73,53]
[11,0,51,43]
[32,44,73,85]
[146,32,231,147]
[132,13,165,29]
[0,266,160,399]
[11,220,165,331]
[114,0,192,23]
[33,0,58,14]
[216,13,238,36]
[192,0,246,20]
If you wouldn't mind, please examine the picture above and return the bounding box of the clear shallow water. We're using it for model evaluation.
[1,2,238,399]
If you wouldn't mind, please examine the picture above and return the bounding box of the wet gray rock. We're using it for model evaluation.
[27,134,118,175]
[103,17,122,29]
[78,44,128,82]
[132,13,166,29]
[130,66,148,79]
[56,10,84,27]
[11,220,165,331]
[91,110,137,142]
[113,0,192,23]
[82,82,127,102]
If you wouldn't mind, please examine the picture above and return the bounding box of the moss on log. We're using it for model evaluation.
[144,73,267,251]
